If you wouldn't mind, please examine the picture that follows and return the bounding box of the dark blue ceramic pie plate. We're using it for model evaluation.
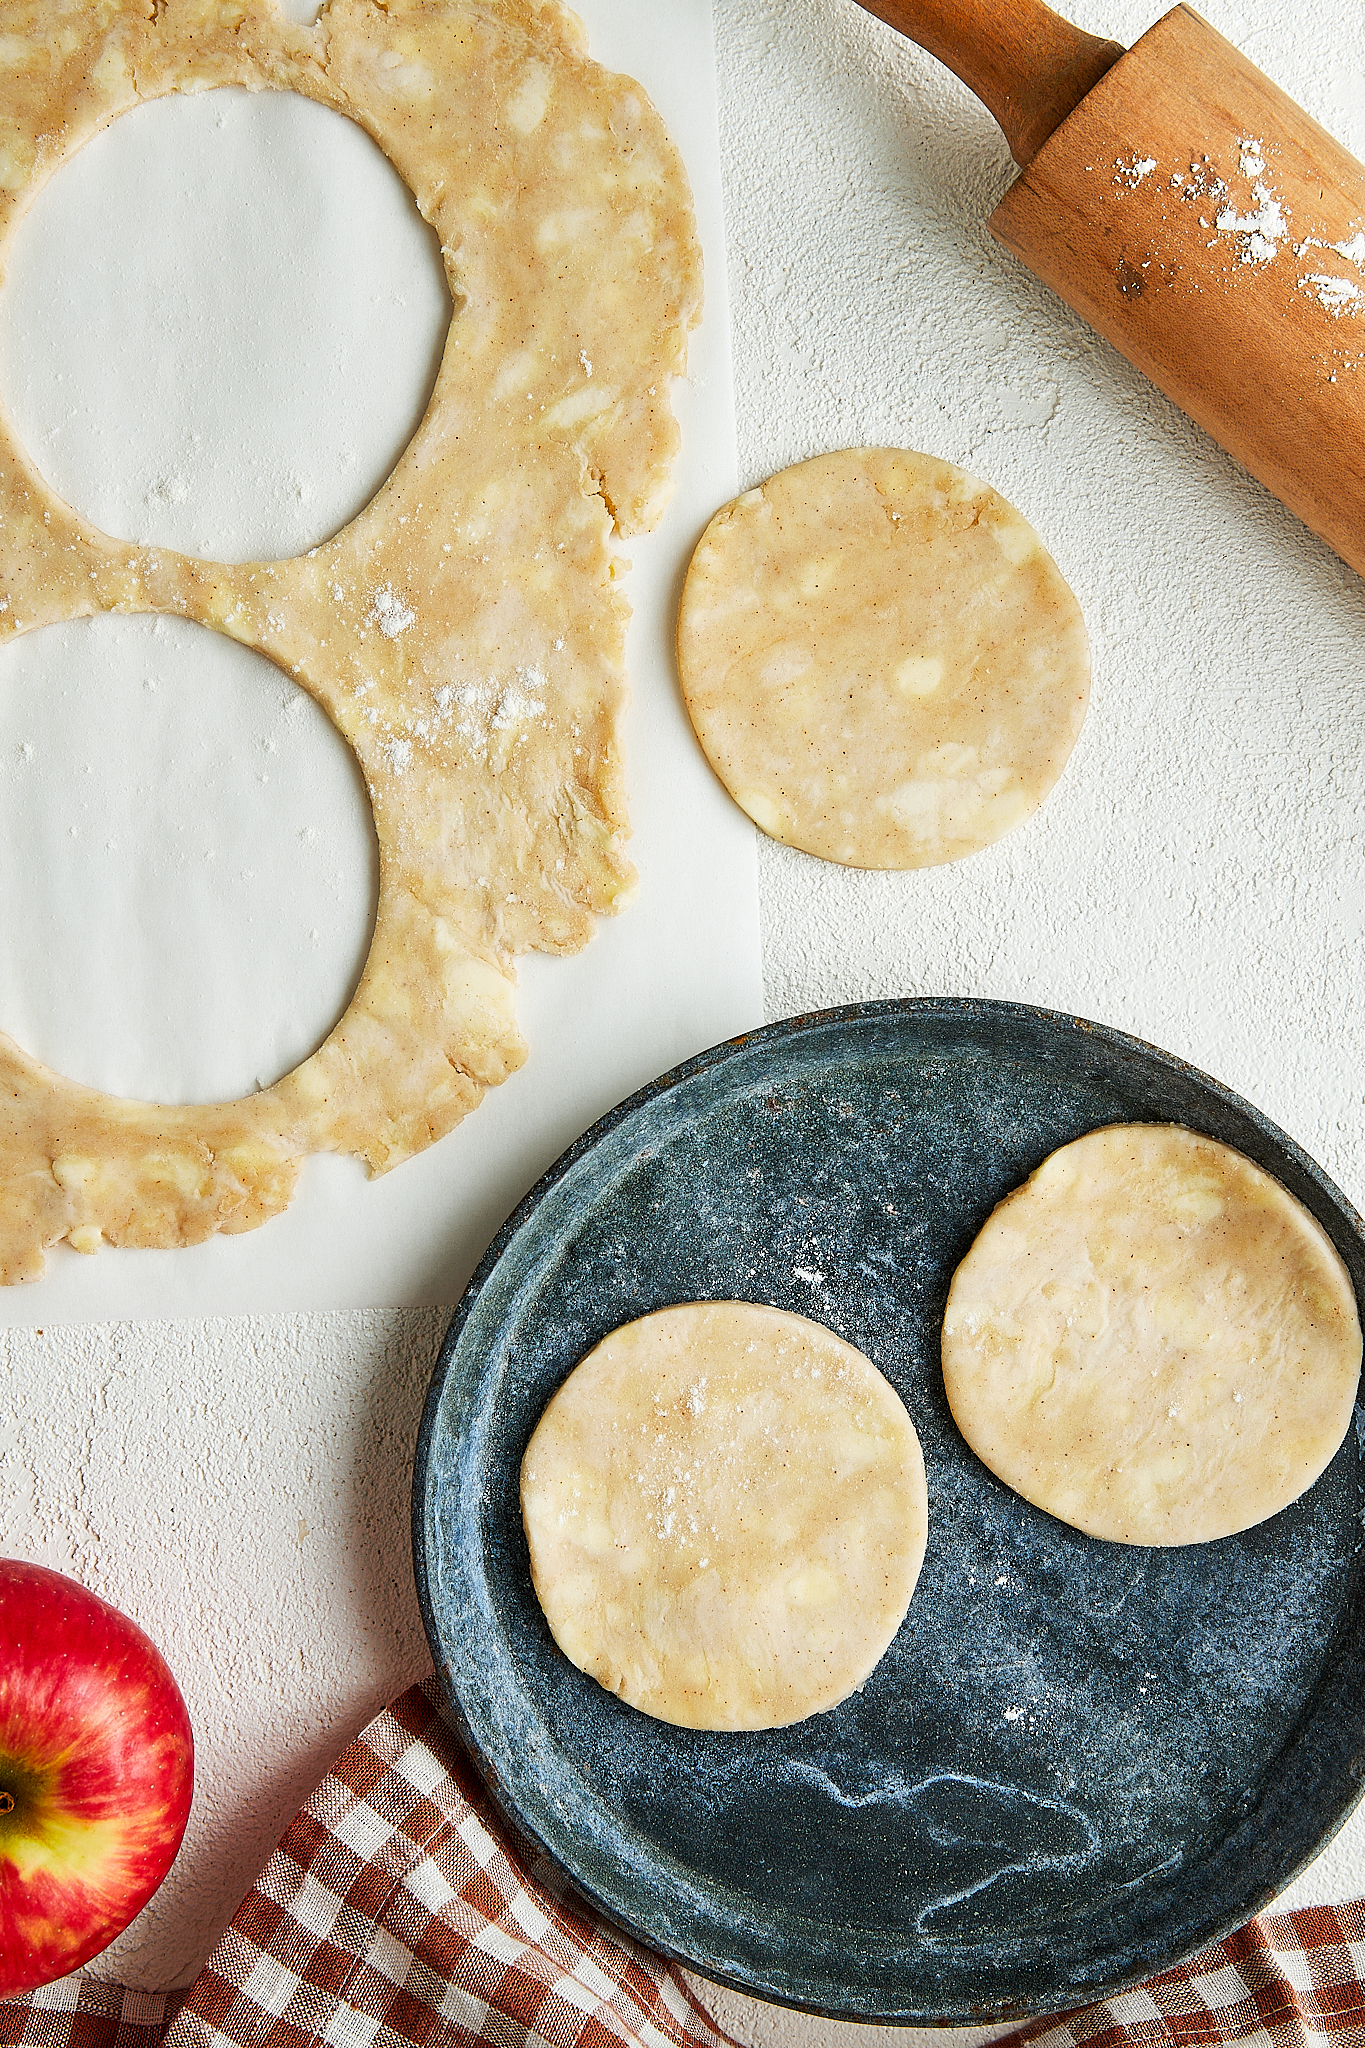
[412,999,1365,2025]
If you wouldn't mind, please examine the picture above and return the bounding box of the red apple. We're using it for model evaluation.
[0,1560,193,1996]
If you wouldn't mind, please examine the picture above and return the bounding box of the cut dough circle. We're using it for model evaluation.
[0,0,700,1283]
[520,1301,929,1730]
[941,1125,1362,1546]
[676,447,1090,869]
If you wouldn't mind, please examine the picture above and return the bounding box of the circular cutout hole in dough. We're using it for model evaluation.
[676,447,1090,869]
[0,614,377,1106]
[941,1125,1362,1546]
[0,86,451,564]
[520,1301,929,1730]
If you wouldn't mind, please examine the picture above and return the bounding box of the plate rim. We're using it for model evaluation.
[412,996,1365,2025]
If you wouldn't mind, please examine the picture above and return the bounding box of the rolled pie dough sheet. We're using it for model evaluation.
[0,0,700,1283]
[941,1125,1362,1546]
[520,1301,929,1729]
[676,447,1090,869]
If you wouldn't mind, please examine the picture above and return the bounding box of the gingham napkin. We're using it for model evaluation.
[1004,1908,1365,2047]
[2,1677,1363,2048]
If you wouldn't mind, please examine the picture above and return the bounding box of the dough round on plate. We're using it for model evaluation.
[676,447,1090,869]
[941,1125,1362,1546]
[520,1301,928,1729]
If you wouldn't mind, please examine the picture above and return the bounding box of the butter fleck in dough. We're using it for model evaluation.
[521,1301,929,1730]
[942,1125,1362,1546]
[0,0,701,1283]
[676,448,1090,869]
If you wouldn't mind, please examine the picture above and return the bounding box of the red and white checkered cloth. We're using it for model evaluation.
[2,1677,1363,2048]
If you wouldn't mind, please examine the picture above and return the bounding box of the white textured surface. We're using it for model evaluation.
[2,0,1365,2036]
[0,1309,445,1985]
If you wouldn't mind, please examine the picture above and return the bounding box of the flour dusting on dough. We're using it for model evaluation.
[369,584,415,637]
[943,1126,1362,1546]
[521,1302,928,1730]
[678,448,1089,872]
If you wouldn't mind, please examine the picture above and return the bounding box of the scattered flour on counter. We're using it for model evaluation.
[1238,136,1266,178]
[147,471,190,508]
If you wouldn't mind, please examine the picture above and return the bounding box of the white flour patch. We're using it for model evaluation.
[1289,228,1365,316]
[434,666,548,764]
[1114,154,1157,188]
[1179,157,1227,206]
[1216,182,1288,264]
[1299,272,1362,315]
[369,584,415,638]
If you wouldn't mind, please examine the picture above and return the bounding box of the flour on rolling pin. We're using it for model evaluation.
[858,0,1365,575]
[989,5,1365,576]
[1102,132,1364,347]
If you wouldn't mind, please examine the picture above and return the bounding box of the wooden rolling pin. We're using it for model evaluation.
[855,0,1365,579]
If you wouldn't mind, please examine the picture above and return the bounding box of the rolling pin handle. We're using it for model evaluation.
[851,0,1126,165]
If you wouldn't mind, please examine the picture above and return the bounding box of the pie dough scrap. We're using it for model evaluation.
[0,0,701,1283]
[941,1125,1362,1546]
[520,1300,929,1730]
[676,447,1090,869]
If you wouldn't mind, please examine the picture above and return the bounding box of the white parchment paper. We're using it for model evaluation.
[0,0,761,1323]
